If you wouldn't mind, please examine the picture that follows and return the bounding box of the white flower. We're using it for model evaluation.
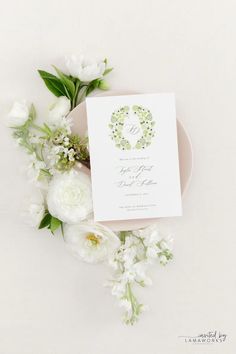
[119,299,132,313]
[47,170,93,224]
[59,116,73,134]
[48,96,71,127]
[65,55,106,82]
[27,153,46,183]
[133,224,161,246]
[159,254,168,265]
[7,100,29,127]
[64,221,120,263]
[159,237,174,251]
[111,282,126,297]
[22,190,45,227]
[28,203,45,227]
[29,133,41,144]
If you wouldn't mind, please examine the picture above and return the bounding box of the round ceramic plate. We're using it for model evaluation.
[68,90,193,231]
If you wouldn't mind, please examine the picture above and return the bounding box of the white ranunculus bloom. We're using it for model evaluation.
[48,96,71,125]
[47,170,93,224]
[65,55,106,82]
[64,221,120,263]
[7,100,29,127]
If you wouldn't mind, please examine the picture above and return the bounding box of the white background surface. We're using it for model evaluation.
[0,1,235,353]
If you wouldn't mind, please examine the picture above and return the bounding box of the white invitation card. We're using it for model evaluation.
[86,93,182,222]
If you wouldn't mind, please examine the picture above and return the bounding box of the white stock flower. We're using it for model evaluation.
[27,153,47,183]
[47,170,93,224]
[28,203,45,227]
[22,190,45,227]
[28,197,45,227]
[133,224,161,246]
[48,96,71,127]
[119,299,132,313]
[64,221,120,263]
[111,282,126,297]
[65,55,106,82]
[108,225,174,323]
[7,100,29,127]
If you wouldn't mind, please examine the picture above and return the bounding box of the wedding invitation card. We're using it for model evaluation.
[86,93,182,222]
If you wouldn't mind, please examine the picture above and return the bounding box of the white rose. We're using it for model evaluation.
[64,221,120,263]
[7,100,29,127]
[47,170,93,224]
[65,55,105,82]
[48,96,71,125]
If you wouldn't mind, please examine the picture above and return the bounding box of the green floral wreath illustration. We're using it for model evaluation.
[109,105,156,150]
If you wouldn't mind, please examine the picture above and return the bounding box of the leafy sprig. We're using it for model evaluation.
[39,211,63,235]
[38,60,113,109]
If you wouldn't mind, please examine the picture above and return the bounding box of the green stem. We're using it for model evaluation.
[31,123,50,135]
[120,231,127,243]
[76,84,88,106]
[72,80,81,109]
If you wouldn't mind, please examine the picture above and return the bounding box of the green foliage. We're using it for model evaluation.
[38,70,68,97]
[52,66,76,99]
[39,211,63,235]
[38,59,113,109]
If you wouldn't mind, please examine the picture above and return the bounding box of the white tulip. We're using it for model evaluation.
[7,100,29,127]
[64,221,120,263]
[65,55,106,82]
[47,170,93,224]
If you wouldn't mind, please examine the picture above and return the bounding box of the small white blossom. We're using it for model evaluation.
[111,282,126,297]
[29,133,41,144]
[27,199,45,227]
[119,299,132,313]
[63,137,70,146]
[22,190,45,228]
[63,147,69,157]
[27,153,46,183]
[68,148,75,161]
[159,254,168,265]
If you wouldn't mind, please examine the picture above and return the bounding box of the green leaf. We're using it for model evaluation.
[38,211,63,236]
[50,216,62,234]
[43,123,52,135]
[119,231,126,243]
[98,80,109,90]
[86,79,100,96]
[38,212,51,229]
[52,66,75,98]
[39,169,52,177]
[38,70,67,97]
[29,104,36,121]
[104,67,113,75]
